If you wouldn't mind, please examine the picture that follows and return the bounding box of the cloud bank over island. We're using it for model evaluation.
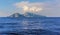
[13,0,60,17]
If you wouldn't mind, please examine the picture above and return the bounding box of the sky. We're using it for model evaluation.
[0,0,60,17]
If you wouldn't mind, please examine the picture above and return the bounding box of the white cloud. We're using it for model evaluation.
[14,1,43,14]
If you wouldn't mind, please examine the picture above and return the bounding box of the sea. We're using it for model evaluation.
[0,17,60,35]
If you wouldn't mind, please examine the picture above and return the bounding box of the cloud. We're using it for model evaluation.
[0,0,60,17]
[14,1,43,14]
[13,1,60,17]
[5,0,60,17]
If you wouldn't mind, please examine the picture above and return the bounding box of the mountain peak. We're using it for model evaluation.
[24,12,35,17]
[9,12,46,18]
[24,12,46,17]
[9,13,25,18]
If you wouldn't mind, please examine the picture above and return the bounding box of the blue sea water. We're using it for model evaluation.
[0,17,60,35]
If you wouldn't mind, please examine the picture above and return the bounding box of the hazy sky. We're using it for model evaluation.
[0,0,60,17]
